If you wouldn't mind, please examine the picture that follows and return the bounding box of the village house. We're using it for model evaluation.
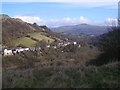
[62,42,70,47]
[73,42,77,45]
[53,46,57,49]
[35,47,41,51]
[3,49,13,56]
[78,44,81,48]
[58,42,63,46]
[29,47,36,51]
[12,49,17,55]
[12,47,29,55]
[46,45,50,48]
[2,41,81,56]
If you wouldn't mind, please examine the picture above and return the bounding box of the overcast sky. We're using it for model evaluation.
[1,0,119,27]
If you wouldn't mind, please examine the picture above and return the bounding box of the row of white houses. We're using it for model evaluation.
[2,47,41,56]
[3,47,30,56]
[2,41,81,56]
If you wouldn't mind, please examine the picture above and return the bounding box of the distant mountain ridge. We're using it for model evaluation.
[51,24,110,35]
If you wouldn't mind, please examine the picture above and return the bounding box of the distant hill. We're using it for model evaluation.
[1,14,62,47]
[51,24,110,35]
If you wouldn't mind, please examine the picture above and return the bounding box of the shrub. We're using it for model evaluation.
[87,26,120,66]
[98,27,120,59]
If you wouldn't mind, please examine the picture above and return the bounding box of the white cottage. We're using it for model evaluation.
[24,48,30,51]
[4,49,13,56]
[78,44,81,48]
[53,46,57,49]
[73,42,77,45]
[46,45,50,48]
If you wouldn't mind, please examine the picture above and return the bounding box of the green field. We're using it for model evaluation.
[9,32,55,48]
[29,32,54,43]
[10,37,37,47]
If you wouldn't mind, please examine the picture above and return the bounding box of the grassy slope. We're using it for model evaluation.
[3,61,120,88]
[9,32,55,47]
[29,32,54,43]
[10,37,37,47]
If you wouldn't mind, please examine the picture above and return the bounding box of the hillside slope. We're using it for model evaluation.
[1,14,44,44]
[1,14,62,47]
